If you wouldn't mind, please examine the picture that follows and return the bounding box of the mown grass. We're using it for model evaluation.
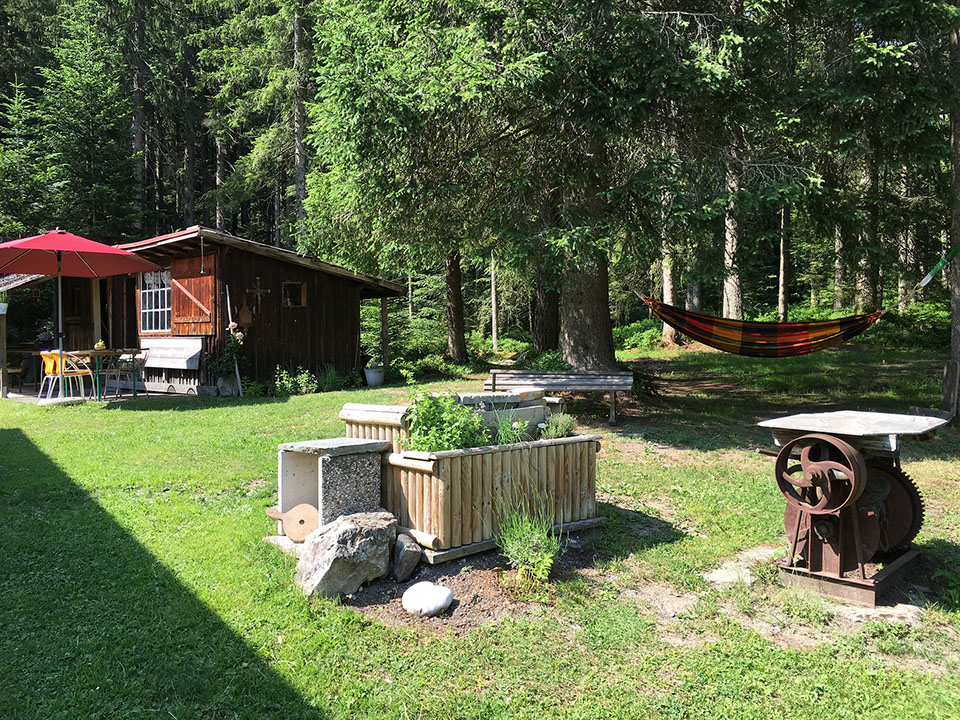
[2,350,960,719]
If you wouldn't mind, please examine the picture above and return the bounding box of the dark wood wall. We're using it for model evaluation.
[221,248,362,380]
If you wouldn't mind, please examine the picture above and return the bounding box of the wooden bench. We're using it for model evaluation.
[484,369,634,424]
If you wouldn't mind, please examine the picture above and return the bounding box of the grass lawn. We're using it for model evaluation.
[2,350,959,719]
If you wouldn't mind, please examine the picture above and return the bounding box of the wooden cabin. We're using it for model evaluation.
[3,226,403,394]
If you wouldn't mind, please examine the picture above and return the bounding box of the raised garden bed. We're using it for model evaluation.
[384,435,601,557]
[339,401,603,562]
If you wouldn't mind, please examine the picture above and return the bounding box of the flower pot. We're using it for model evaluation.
[363,365,384,387]
[0,302,7,314]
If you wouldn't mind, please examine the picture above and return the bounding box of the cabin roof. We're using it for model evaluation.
[0,273,45,293]
[119,226,404,298]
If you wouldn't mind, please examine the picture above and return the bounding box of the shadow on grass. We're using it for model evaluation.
[571,347,957,456]
[100,393,293,412]
[0,428,321,718]
[586,502,686,560]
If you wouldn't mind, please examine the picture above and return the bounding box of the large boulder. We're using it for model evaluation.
[392,533,422,582]
[295,511,397,599]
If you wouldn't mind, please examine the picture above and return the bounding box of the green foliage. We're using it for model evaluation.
[542,413,576,440]
[273,366,318,396]
[494,491,562,588]
[492,411,525,445]
[521,350,570,371]
[240,378,268,398]
[404,392,487,452]
[206,326,246,379]
[38,0,134,240]
[612,319,661,351]
[388,355,473,384]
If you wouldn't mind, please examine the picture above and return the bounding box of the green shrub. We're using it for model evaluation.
[542,413,576,439]
[522,350,570,371]
[318,364,349,392]
[404,392,488,451]
[495,491,562,587]
[612,319,662,351]
[241,378,268,398]
[492,411,525,445]
[388,354,474,383]
[273,366,319,396]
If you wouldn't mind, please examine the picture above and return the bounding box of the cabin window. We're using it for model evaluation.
[141,270,172,332]
[282,282,306,307]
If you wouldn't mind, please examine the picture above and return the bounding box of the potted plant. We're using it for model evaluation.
[363,349,384,388]
[0,291,8,314]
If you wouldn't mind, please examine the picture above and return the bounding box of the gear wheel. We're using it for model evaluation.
[868,465,924,552]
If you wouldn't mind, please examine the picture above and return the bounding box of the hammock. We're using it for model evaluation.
[642,296,882,358]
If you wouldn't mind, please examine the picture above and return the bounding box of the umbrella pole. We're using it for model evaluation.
[57,252,65,398]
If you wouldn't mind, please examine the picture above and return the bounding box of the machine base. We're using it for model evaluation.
[777,550,920,606]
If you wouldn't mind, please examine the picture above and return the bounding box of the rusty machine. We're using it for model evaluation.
[758,411,947,604]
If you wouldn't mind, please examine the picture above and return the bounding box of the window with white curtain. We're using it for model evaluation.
[140,270,171,332]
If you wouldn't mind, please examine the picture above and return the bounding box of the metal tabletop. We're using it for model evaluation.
[758,410,949,457]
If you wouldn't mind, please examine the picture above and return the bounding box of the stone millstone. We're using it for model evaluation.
[392,533,422,582]
[401,581,453,618]
[295,511,397,599]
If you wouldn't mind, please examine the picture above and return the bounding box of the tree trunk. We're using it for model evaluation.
[490,257,498,352]
[273,177,282,246]
[778,204,790,321]
[130,0,146,232]
[533,283,560,354]
[859,147,881,311]
[292,0,308,240]
[215,130,226,232]
[685,277,701,312]
[560,255,617,370]
[833,225,844,310]
[182,116,196,226]
[407,273,413,318]
[898,227,914,312]
[951,23,960,364]
[662,241,678,344]
[445,251,468,362]
[722,127,744,319]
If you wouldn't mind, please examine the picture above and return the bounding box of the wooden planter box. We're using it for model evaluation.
[339,402,603,561]
[383,435,601,554]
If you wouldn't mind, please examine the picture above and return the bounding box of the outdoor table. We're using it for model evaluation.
[758,410,948,458]
[73,348,141,401]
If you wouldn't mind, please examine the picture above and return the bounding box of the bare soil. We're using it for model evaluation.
[344,538,608,635]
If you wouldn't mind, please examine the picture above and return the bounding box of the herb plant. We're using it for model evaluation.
[404,392,487,451]
[492,410,525,445]
[494,490,562,588]
[542,413,576,439]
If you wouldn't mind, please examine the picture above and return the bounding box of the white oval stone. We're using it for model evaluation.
[401,581,453,618]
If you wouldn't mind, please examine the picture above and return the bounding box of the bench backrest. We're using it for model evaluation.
[485,369,633,392]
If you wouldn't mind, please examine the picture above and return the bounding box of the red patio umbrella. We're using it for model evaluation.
[0,229,161,398]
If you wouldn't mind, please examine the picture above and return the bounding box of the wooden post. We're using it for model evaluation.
[1,312,7,399]
[380,297,390,371]
[90,278,101,348]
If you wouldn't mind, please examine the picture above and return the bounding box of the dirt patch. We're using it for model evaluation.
[345,552,530,634]
[621,581,698,621]
[345,542,608,635]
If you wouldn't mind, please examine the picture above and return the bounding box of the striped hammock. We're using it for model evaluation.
[642,296,882,358]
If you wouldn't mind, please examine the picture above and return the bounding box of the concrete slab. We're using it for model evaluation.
[278,438,390,456]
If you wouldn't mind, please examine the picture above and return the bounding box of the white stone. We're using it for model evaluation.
[402,581,453,618]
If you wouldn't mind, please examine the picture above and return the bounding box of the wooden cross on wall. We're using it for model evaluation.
[246,276,270,311]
